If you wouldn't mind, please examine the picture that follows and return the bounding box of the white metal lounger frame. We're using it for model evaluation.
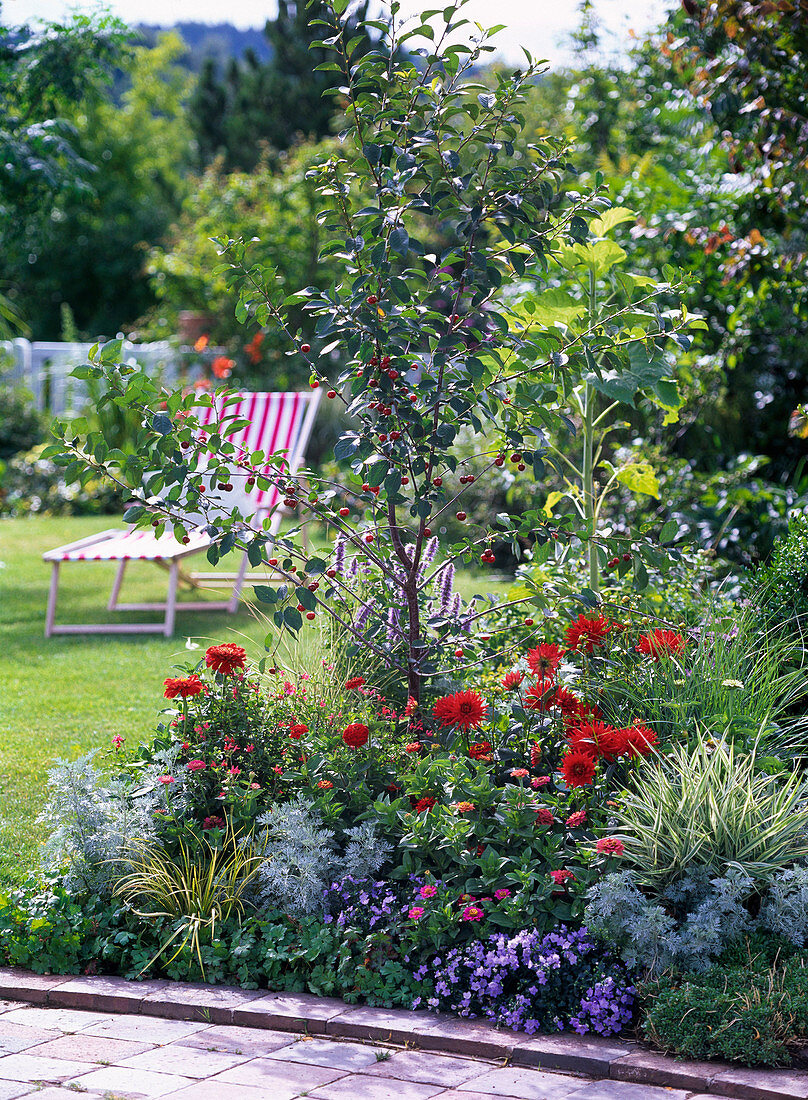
[43,389,321,637]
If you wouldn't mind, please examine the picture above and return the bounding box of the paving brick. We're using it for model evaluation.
[712,1068,808,1100]
[362,1049,484,1087]
[327,1005,440,1045]
[161,1082,280,1100]
[140,982,263,1024]
[68,1064,195,1097]
[173,1022,296,1055]
[49,975,169,1014]
[3,1089,77,1100]
[437,1093,538,1100]
[81,1012,211,1044]
[308,1074,444,1100]
[0,1084,31,1100]
[610,1049,721,1090]
[0,1022,61,1054]
[232,991,346,1034]
[456,1065,588,1099]
[267,1036,382,1071]
[0,1050,95,1082]
[414,1018,515,1060]
[118,1042,248,1078]
[565,1082,692,1100]
[0,971,66,1006]
[25,1032,154,1063]
[514,1033,633,1076]
[0,1006,108,1033]
[214,1054,346,1094]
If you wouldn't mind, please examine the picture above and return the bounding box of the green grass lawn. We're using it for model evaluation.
[0,515,510,884]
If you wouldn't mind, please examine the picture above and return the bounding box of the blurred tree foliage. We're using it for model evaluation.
[188,0,372,172]
[0,6,124,336]
[4,32,193,340]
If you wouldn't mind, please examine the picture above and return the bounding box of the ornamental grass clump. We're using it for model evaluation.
[610,737,808,885]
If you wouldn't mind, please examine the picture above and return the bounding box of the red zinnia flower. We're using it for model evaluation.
[623,722,658,758]
[433,690,488,731]
[289,723,308,740]
[415,796,437,812]
[565,613,611,654]
[534,806,554,826]
[342,723,369,748]
[202,815,225,831]
[596,837,625,856]
[567,720,628,762]
[317,779,333,790]
[468,740,492,761]
[526,643,565,679]
[551,869,575,885]
[344,676,365,690]
[636,629,688,660]
[566,810,587,828]
[163,675,205,699]
[501,670,524,691]
[205,644,247,675]
[404,742,420,753]
[510,767,529,778]
[560,750,597,788]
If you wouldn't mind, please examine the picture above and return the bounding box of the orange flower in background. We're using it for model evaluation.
[560,749,596,788]
[565,613,612,653]
[454,801,475,813]
[636,629,687,660]
[205,643,247,675]
[212,355,235,379]
[194,334,210,352]
[433,690,488,732]
[245,331,265,364]
[526,642,565,679]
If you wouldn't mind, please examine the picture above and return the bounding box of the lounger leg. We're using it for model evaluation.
[164,562,179,637]
[45,562,60,638]
[108,560,127,610]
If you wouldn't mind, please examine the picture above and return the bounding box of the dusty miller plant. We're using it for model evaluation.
[250,796,390,917]
[49,0,701,707]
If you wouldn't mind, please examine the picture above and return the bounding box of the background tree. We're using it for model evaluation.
[188,0,372,172]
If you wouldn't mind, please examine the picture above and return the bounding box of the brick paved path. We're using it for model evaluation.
[0,1000,752,1100]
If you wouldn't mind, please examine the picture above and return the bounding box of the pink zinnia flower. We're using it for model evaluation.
[186,759,207,772]
[596,837,625,856]
[510,767,529,778]
[494,888,511,900]
[156,775,174,785]
[461,905,484,922]
[551,869,575,885]
[419,884,438,899]
[566,810,587,828]
[531,776,551,789]
[408,906,425,921]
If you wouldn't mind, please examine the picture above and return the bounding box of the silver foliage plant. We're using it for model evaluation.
[585,869,754,976]
[249,796,391,917]
[758,867,808,945]
[41,748,191,894]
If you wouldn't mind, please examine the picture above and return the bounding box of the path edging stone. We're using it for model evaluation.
[0,967,804,1100]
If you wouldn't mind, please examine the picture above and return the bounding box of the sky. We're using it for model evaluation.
[6,0,672,67]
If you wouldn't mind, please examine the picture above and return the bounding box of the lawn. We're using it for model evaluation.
[0,514,510,884]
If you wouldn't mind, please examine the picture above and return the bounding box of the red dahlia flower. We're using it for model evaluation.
[622,722,658,758]
[163,675,205,699]
[526,642,565,679]
[567,720,628,762]
[560,750,597,788]
[433,690,488,731]
[501,670,524,691]
[636,629,687,659]
[565,613,612,654]
[205,644,247,675]
[342,722,369,748]
[524,678,557,712]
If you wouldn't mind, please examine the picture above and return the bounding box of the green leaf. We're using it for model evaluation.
[589,206,636,237]
[520,289,585,328]
[659,518,678,544]
[253,586,279,604]
[616,461,660,499]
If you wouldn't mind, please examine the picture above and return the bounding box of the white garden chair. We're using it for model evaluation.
[43,389,321,637]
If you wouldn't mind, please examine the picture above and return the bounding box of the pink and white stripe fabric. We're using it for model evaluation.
[49,392,312,562]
